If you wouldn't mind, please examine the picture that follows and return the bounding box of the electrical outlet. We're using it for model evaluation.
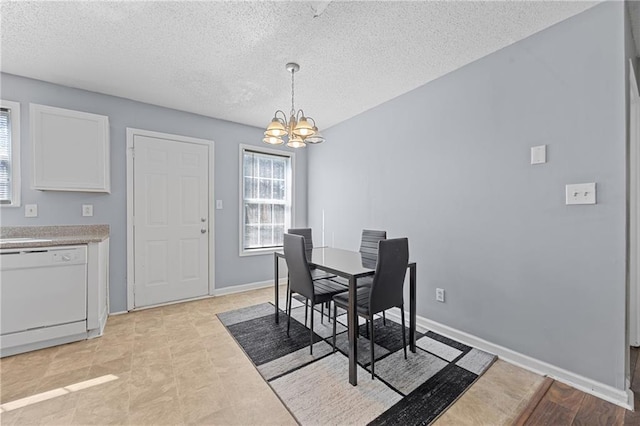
[25,204,38,218]
[436,288,445,303]
[82,204,94,217]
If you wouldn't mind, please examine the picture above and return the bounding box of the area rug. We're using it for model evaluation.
[218,300,496,425]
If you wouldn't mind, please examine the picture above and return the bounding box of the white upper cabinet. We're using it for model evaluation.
[30,104,110,192]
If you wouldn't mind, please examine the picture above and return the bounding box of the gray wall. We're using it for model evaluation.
[308,2,627,389]
[0,73,307,313]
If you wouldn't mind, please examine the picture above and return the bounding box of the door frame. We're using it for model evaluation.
[629,60,640,346]
[126,128,215,311]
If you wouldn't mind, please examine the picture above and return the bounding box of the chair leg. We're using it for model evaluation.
[332,303,338,353]
[285,275,290,314]
[304,299,308,327]
[365,319,369,338]
[382,310,386,326]
[286,290,293,337]
[401,304,407,360]
[370,317,375,379]
[310,303,314,355]
[321,302,324,324]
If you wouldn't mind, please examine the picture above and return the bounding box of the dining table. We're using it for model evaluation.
[274,246,417,386]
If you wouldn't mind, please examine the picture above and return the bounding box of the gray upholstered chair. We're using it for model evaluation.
[286,228,336,321]
[331,237,409,379]
[359,229,387,267]
[359,229,387,324]
[284,233,346,355]
[333,229,388,324]
[287,228,335,280]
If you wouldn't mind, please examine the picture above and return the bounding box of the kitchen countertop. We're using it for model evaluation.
[0,225,110,249]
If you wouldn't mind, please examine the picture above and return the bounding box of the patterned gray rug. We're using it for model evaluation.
[218,301,496,425]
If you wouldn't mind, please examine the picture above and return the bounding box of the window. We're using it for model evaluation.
[0,100,21,207]
[240,145,293,255]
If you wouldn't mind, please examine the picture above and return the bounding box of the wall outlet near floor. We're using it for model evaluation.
[25,204,38,218]
[436,288,445,302]
[82,204,94,217]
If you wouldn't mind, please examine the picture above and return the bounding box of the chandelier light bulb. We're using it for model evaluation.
[263,135,284,145]
[265,118,287,137]
[293,116,315,137]
[287,136,306,148]
[305,127,325,144]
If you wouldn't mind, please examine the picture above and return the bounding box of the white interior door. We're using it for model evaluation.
[132,134,210,308]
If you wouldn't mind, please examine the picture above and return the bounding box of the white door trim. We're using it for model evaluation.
[629,60,640,346]
[126,128,215,311]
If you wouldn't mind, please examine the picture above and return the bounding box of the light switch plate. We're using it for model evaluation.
[531,145,546,165]
[216,200,223,210]
[566,183,596,205]
[82,204,94,217]
[25,204,38,217]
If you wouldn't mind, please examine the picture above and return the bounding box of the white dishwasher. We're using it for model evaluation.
[0,245,88,356]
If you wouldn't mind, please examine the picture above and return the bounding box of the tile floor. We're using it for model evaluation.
[0,285,543,425]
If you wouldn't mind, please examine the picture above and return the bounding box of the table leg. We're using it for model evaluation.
[409,264,416,352]
[348,276,358,386]
[274,253,279,324]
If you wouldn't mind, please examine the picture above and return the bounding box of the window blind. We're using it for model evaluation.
[0,107,12,203]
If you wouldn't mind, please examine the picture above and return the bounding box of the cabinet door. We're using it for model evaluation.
[31,103,110,192]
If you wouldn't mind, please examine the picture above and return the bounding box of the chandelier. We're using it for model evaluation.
[263,62,325,148]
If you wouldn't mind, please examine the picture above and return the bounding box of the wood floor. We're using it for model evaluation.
[515,347,640,425]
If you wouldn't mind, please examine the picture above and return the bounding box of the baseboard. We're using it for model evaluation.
[212,278,287,296]
[110,279,287,315]
[385,308,634,410]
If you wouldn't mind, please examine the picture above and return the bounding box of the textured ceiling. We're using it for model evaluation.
[0,1,618,131]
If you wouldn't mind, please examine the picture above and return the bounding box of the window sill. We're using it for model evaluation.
[239,247,282,257]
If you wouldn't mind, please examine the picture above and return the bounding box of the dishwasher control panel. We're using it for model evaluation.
[52,250,81,263]
[1,245,88,269]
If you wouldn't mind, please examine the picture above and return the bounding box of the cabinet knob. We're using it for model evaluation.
[201,228,207,234]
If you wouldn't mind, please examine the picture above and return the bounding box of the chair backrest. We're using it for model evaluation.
[288,228,313,260]
[369,238,409,314]
[359,229,387,267]
[283,233,315,300]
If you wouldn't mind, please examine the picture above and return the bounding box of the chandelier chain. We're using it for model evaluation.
[290,68,295,117]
